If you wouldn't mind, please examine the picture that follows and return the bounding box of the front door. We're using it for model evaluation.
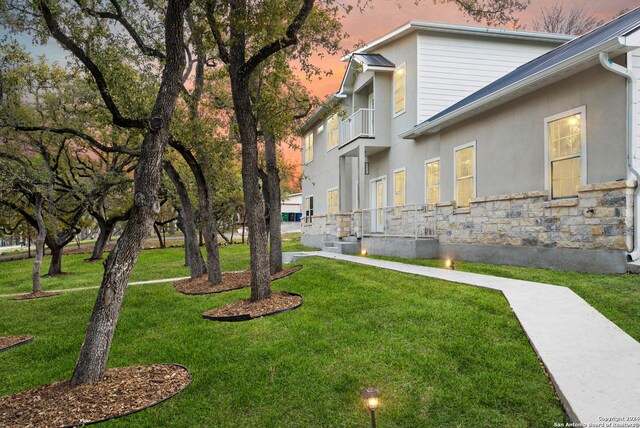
[370,176,386,233]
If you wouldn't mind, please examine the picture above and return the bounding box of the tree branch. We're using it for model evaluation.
[0,123,139,156]
[242,0,314,76]
[37,0,147,129]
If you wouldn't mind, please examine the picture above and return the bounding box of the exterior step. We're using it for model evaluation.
[322,241,361,255]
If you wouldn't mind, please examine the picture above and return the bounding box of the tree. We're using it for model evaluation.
[1,0,195,384]
[532,5,604,35]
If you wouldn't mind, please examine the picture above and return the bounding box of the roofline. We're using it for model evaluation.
[400,36,634,139]
[300,93,345,134]
[340,21,574,61]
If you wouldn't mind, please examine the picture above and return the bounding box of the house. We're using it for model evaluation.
[301,9,640,274]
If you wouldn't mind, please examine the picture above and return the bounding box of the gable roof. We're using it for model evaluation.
[401,7,640,139]
[341,21,572,61]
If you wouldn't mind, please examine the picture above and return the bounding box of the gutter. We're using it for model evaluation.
[599,50,640,261]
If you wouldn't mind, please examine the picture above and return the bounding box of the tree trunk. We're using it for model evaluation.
[32,196,46,293]
[69,0,190,385]
[177,217,190,266]
[47,244,64,276]
[88,221,114,261]
[164,160,206,278]
[265,133,283,274]
[169,141,222,285]
[230,72,271,302]
[153,223,165,248]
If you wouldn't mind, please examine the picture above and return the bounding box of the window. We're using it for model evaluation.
[394,168,406,207]
[303,132,313,164]
[393,64,406,116]
[317,124,324,134]
[546,108,585,199]
[455,144,475,208]
[327,188,339,215]
[327,114,339,150]
[425,159,440,209]
[304,196,314,223]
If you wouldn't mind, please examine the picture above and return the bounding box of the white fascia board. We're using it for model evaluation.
[341,21,573,61]
[400,38,623,139]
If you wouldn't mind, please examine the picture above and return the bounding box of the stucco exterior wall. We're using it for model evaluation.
[414,64,629,202]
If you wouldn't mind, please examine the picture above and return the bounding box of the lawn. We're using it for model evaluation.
[370,255,640,342]
[0,234,312,296]
[0,242,566,426]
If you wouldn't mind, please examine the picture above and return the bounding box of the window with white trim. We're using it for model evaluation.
[547,111,584,199]
[455,145,475,208]
[303,132,313,164]
[394,168,406,207]
[425,159,440,209]
[327,188,339,215]
[327,114,339,150]
[304,196,314,223]
[393,64,406,116]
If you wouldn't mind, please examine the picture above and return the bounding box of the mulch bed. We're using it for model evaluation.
[11,291,60,301]
[202,291,303,322]
[0,364,191,428]
[174,265,303,295]
[0,336,34,352]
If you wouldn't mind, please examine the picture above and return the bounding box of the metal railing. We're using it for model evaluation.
[340,108,374,146]
[360,204,436,238]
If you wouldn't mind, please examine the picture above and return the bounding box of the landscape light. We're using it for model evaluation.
[361,249,368,256]
[445,258,455,270]
[361,388,380,428]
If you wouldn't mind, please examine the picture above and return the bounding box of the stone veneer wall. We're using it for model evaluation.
[302,181,635,253]
[434,181,635,252]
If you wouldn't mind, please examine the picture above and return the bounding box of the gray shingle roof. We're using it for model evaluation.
[354,53,395,68]
[421,7,640,126]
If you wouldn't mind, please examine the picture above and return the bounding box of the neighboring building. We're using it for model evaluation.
[281,192,302,222]
[301,9,640,273]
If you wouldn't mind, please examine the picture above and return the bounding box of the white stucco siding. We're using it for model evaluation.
[417,33,560,123]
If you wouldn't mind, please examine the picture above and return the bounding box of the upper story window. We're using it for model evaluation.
[545,107,586,199]
[327,188,339,215]
[317,124,324,134]
[455,143,475,208]
[394,168,406,207]
[303,132,314,164]
[393,63,406,116]
[327,114,339,151]
[425,159,440,209]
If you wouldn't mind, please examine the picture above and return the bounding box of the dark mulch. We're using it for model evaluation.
[202,291,303,321]
[0,364,191,428]
[174,265,303,295]
[0,336,34,352]
[11,291,60,301]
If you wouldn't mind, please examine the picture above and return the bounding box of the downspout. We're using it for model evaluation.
[599,51,640,261]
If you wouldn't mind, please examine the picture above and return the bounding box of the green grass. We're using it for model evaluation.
[371,255,640,342]
[0,237,313,295]
[0,242,566,426]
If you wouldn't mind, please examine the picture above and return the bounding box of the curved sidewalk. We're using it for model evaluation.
[295,251,640,424]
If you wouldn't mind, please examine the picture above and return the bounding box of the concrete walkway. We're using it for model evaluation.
[290,251,640,424]
[0,277,190,299]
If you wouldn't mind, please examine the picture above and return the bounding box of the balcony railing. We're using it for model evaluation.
[360,204,436,238]
[340,108,374,147]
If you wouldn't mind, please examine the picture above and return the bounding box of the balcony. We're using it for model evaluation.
[340,108,374,147]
